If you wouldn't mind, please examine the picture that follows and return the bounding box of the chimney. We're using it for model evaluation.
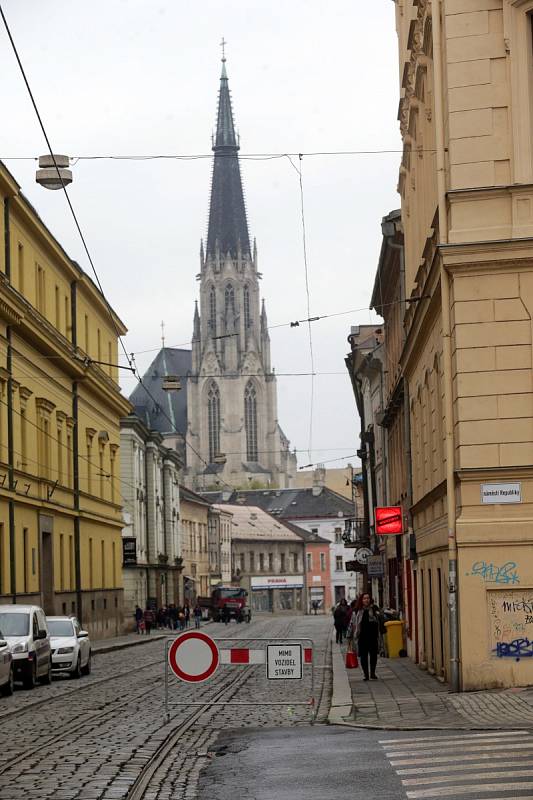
[312,466,326,494]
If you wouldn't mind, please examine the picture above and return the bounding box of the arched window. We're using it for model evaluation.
[244,381,258,462]
[207,382,220,463]
[225,284,235,316]
[209,286,216,333]
[243,285,251,328]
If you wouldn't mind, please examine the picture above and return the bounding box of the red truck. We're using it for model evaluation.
[199,586,251,623]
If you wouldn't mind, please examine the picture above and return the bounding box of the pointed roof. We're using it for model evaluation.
[129,348,192,437]
[206,57,251,260]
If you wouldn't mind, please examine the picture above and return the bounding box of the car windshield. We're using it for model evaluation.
[219,588,244,599]
[47,620,74,637]
[0,612,30,636]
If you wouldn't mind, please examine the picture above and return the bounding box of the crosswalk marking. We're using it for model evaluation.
[379,731,522,745]
[386,740,533,758]
[390,750,533,767]
[381,730,533,799]
[403,769,533,786]
[397,759,533,776]
[407,784,533,798]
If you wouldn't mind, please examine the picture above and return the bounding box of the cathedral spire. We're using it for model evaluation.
[206,53,251,260]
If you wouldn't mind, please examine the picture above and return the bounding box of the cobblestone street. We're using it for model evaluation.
[0,615,331,800]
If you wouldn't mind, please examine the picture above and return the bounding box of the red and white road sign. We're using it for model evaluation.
[168,631,219,683]
[219,646,313,665]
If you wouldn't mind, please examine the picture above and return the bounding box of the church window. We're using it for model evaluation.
[209,286,216,333]
[207,382,221,463]
[225,284,235,316]
[243,285,251,328]
[244,381,258,462]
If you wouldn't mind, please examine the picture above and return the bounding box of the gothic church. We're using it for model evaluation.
[131,56,296,490]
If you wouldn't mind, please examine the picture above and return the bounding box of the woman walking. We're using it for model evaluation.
[349,592,383,681]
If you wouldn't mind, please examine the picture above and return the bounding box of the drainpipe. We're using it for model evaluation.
[4,197,15,602]
[71,280,83,624]
[432,0,459,692]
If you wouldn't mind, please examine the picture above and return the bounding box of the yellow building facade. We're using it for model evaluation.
[0,161,130,638]
[394,0,533,688]
[180,487,211,602]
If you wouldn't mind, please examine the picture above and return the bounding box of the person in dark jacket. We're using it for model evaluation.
[333,598,349,644]
[134,605,143,634]
[143,607,155,635]
[349,593,383,680]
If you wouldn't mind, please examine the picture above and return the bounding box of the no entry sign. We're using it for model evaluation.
[168,631,219,683]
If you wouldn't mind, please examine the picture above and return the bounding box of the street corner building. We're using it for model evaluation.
[348,1,533,691]
[219,504,308,614]
[0,161,131,638]
[129,56,297,492]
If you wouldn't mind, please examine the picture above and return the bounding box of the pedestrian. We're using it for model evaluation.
[311,600,319,615]
[178,609,186,631]
[143,607,154,635]
[168,603,178,630]
[333,598,348,644]
[349,592,384,681]
[184,603,191,629]
[134,605,143,634]
[222,604,230,625]
[193,603,202,629]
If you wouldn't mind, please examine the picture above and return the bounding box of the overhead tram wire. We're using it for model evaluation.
[286,154,315,463]
[0,5,133,370]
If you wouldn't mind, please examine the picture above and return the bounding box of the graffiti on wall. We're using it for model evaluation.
[467,561,520,585]
[488,590,533,659]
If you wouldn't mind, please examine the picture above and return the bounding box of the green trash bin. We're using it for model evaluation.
[384,620,404,658]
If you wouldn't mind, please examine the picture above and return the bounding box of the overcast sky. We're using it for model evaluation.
[0,0,400,472]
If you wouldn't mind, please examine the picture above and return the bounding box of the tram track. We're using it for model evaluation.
[124,619,309,800]
[0,617,294,782]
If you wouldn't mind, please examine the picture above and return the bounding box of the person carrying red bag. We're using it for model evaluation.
[347,592,384,681]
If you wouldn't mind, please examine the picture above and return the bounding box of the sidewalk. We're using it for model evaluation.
[329,634,533,730]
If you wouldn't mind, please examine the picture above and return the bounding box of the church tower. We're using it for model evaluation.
[186,55,296,490]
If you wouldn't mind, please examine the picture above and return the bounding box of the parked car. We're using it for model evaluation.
[47,616,91,678]
[0,633,13,696]
[0,605,51,688]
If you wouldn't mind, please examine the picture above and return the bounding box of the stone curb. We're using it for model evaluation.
[328,634,353,725]
[328,720,533,731]
[93,622,214,655]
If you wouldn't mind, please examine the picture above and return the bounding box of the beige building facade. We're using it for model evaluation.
[393,0,533,689]
[180,487,211,602]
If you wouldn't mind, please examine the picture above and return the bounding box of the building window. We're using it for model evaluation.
[209,286,216,332]
[311,527,318,534]
[320,553,326,571]
[101,540,105,587]
[249,551,254,572]
[23,528,28,592]
[225,284,235,316]
[59,534,65,590]
[335,527,342,543]
[259,553,265,571]
[17,243,24,293]
[268,552,274,571]
[280,553,286,573]
[239,553,245,573]
[89,537,94,588]
[35,264,45,314]
[69,534,75,590]
[336,555,343,571]
[243,285,251,328]
[306,552,312,571]
[55,285,60,330]
[207,381,221,462]
[244,381,258,462]
[84,314,89,353]
[292,553,298,572]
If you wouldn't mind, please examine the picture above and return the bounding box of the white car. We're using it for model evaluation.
[0,634,13,696]
[47,616,91,678]
[0,605,51,688]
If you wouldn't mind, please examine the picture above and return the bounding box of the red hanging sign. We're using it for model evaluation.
[375,506,403,535]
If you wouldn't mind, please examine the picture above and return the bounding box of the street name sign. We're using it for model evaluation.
[168,631,219,683]
[266,643,302,680]
[481,482,521,504]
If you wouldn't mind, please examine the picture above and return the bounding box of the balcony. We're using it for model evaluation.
[342,518,370,547]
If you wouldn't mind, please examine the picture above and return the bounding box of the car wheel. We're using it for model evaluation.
[22,660,37,690]
[71,655,82,679]
[81,652,91,676]
[40,659,52,685]
[0,665,14,696]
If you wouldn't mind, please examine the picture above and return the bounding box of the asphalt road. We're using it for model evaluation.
[198,726,404,800]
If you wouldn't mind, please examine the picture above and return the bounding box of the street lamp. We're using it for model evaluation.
[36,154,72,190]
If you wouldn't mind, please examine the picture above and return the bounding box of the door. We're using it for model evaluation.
[40,515,54,614]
